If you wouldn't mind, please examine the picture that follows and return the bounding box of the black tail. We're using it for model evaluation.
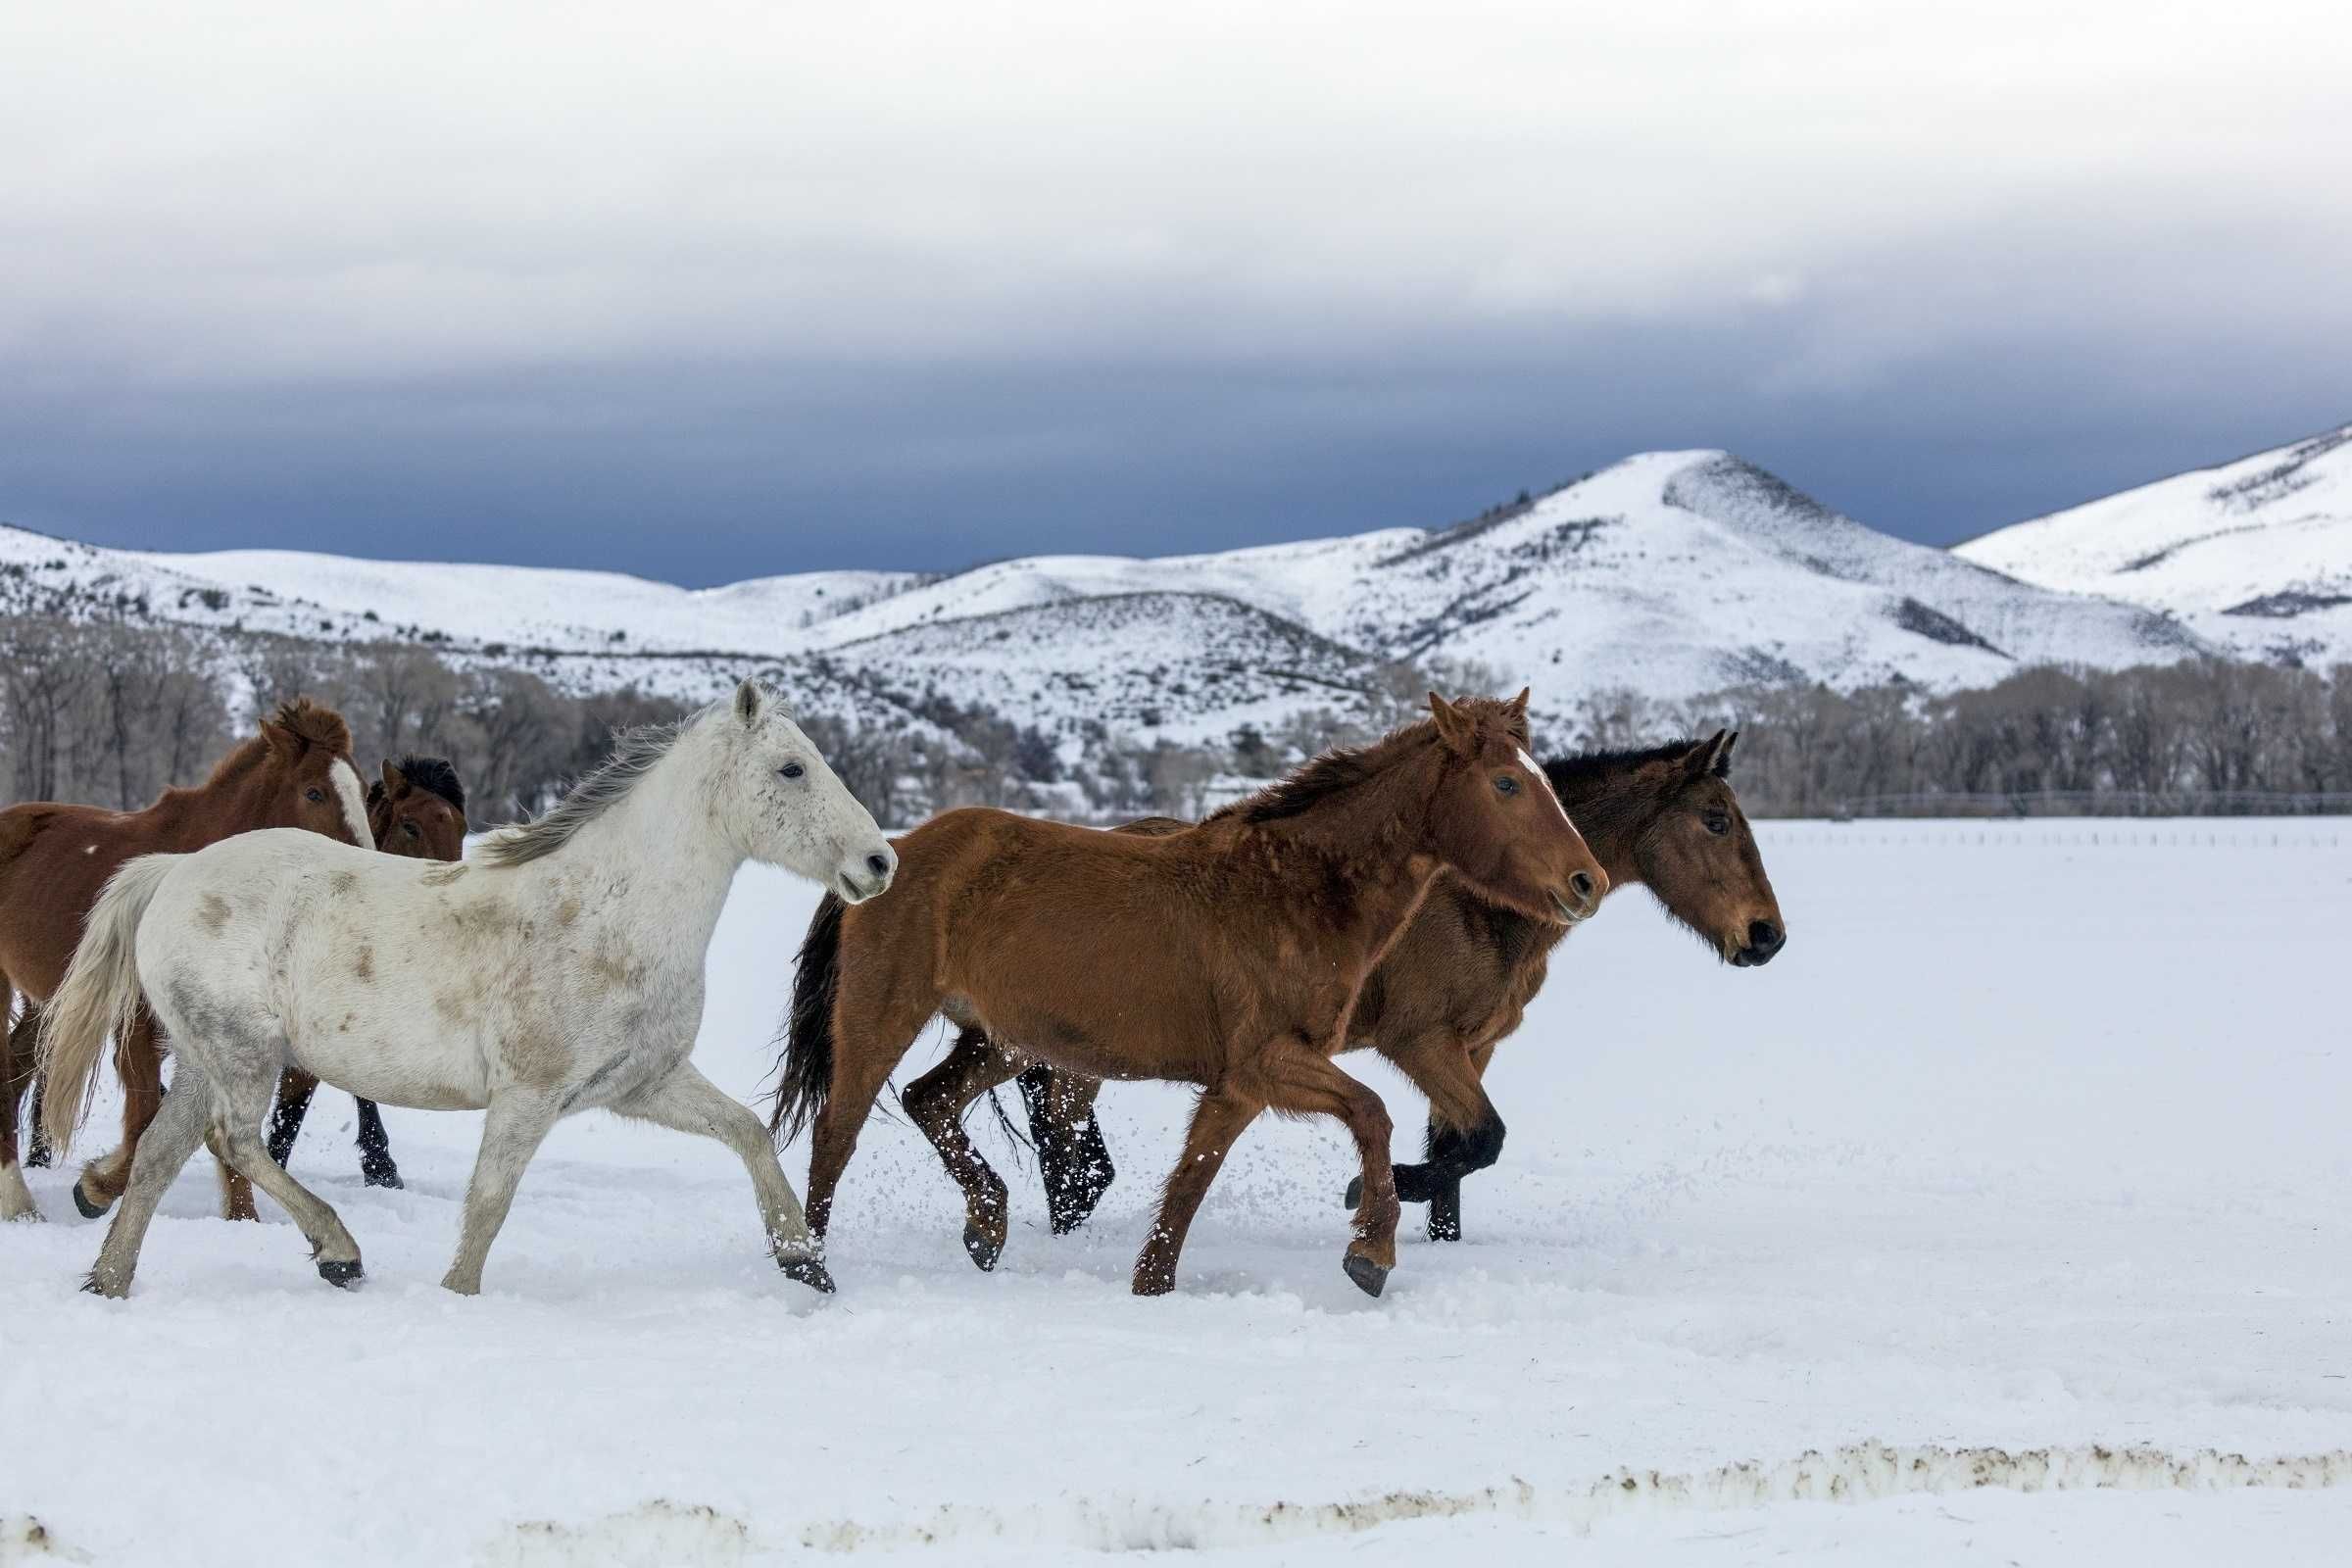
[768,892,846,1142]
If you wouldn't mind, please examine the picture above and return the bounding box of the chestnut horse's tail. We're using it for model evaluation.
[38,854,177,1154]
[768,891,846,1143]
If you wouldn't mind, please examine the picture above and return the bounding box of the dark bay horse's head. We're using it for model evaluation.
[1425,690,1607,926]
[256,700,374,850]
[1626,731,1786,966]
[368,757,468,862]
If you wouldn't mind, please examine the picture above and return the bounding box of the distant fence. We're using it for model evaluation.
[1824,790,2352,819]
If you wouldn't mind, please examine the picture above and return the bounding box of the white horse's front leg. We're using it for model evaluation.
[619,1063,833,1294]
[443,1089,562,1296]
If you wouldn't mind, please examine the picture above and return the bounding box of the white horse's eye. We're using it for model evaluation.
[779,762,805,780]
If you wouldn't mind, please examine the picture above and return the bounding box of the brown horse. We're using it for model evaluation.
[769,692,1609,1297]
[263,757,470,1188]
[967,731,1786,1243]
[0,699,373,1222]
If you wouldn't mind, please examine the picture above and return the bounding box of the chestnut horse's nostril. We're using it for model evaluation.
[1748,920,1783,953]
[1569,870,1595,902]
[865,853,891,877]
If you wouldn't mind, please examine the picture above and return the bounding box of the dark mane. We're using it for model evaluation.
[1543,739,1698,796]
[393,755,467,812]
[1216,741,1390,824]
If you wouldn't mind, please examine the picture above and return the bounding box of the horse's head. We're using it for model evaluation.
[368,757,468,862]
[1620,730,1785,966]
[1424,690,1606,926]
[713,679,897,903]
[259,700,374,850]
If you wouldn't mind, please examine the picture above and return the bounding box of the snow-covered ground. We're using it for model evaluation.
[7,821,2351,1564]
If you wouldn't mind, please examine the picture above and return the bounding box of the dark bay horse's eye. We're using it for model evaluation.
[1704,811,1731,835]
[402,820,420,837]
[306,788,325,804]
[1494,774,1520,796]
[779,762,806,780]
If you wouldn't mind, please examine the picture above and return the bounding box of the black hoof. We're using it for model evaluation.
[780,1255,836,1295]
[317,1257,364,1288]
[362,1163,404,1190]
[1344,1175,1363,1209]
[962,1223,1003,1272]
[25,1146,51,1169]
[72,1181,109,1220]
[1343,1253,1389,1298]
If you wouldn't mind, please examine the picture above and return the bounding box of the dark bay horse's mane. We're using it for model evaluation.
[473,717,689,868]
[1544,738,1712,795]
[391,756,466,812]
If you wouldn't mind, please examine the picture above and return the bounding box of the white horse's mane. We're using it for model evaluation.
[473,717,693,868]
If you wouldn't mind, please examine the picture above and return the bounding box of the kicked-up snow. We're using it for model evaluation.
[5,821,2351,1564]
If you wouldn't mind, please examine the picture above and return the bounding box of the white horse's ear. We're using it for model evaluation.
[734,679,762,726]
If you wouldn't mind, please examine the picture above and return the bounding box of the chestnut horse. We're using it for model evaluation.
[968,731,1785,1243]
[264,757,471,1188]
[769,692,1608,1298]
[0,700,372,1223]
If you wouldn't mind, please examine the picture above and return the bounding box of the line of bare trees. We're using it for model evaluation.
[9,611,2350,824]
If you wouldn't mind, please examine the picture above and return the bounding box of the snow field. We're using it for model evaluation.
[4,820,2350,1564]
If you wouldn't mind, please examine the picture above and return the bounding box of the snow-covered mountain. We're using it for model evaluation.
[1957,424,2352,667]
[4,448,2215,750]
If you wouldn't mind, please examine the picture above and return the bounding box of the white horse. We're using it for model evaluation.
[39,680,895,1298]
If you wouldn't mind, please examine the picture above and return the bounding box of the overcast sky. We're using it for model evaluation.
[3,2,2346,584]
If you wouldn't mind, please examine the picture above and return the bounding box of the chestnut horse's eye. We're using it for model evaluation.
[779,762,806,780]
[402,820,420,838]
[1704,811,1731,836]
[306,788,325,804]
[1494,774,1520,796]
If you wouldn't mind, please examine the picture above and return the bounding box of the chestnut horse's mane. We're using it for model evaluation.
[201,698,353,786]
[1211,698,1521,826]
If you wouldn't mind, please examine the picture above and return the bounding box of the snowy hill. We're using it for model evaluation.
[1956,423,2352,667]
[4,448,2216,749]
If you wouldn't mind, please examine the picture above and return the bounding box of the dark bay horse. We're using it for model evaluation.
[264,757,470,1189]
[769,692,1609,1298]
[0,700,372,1223]
[970,732,1785,1243]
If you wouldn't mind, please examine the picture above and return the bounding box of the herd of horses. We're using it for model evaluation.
[1,679,1784,1301]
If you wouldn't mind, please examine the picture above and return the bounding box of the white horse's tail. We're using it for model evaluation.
[39,855,180,1154]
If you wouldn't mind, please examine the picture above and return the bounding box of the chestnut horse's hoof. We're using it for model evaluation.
[1343,1253,1389,1298]
[780,1255,836,1295]
[71,1181,110,1220]
[961,1223,1003,1273]
[316,1257,364,1288]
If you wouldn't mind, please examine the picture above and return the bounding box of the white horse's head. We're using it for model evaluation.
[711,680,897,903]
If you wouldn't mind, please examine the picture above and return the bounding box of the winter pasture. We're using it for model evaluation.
[6,819,2350,1565]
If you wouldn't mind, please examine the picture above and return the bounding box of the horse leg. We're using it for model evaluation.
[0,984,34,1220]
[1247,1041,1400,1297]
[803,989,936,1242]
[353,1098,402,1189]
[14,1001,56,1169]
[441,1090,561,1296]
[264,1066,320,1169]
[1355,1028,1504,1241]
[1018,1061,1114,1235]
[74,1009,167,1220]
[1132,1084,1262,1297]
[901,1031,1025,1271]
[618,1062,831,1293]
[84,1061,213,1297]
[204,1062,365,1285]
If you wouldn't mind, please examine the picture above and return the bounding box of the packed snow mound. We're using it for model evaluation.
[1957,423,2352,666]
[2,444,2229,748]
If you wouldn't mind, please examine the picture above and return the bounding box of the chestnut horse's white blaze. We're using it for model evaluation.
[38,680,894,1298]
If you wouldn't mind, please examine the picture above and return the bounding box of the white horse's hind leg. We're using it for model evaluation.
[442,1090,561,1296]
[620,1063,832,1294]
[85,1065,211,1297]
